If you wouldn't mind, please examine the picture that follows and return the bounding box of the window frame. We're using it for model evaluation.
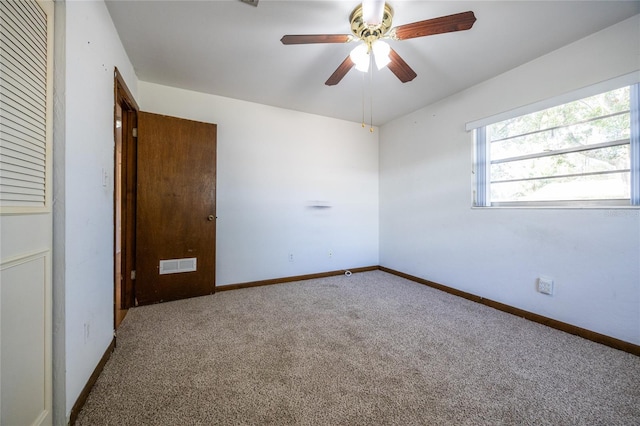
[471,79,640,208]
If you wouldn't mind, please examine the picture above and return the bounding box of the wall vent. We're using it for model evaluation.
[159,257,197,275]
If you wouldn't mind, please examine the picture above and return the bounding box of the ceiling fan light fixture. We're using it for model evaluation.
[280,4,477,86]
[350,43,370,72]
[372,40,391,70]
[362,0,385,26]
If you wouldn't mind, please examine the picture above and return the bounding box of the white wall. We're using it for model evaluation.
[380,16,640,345]
[139,83,379,286]
[54,0,138,420]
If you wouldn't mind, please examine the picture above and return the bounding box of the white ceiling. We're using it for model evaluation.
[105,1,640,125]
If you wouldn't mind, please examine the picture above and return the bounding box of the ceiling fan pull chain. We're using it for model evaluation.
[370,53,374,133]
[361,70,365,128]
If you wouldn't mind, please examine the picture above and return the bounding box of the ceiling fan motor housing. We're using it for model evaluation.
[350,3,394,45]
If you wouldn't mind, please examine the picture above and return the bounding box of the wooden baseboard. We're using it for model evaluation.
[216,266,379,292]
[69,338,115,425]
[379,266,640,357]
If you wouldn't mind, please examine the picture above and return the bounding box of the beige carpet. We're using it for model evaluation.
[77,270,640,425]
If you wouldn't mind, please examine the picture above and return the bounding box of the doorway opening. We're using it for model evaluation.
[114,68,138,329]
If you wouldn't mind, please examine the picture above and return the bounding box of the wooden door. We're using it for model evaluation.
[136,112,216,305]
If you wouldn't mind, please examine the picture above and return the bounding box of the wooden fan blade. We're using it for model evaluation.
[393,11,476,40]
[280,34,352,45]
[325,56,355,86]
[387,48,417,83]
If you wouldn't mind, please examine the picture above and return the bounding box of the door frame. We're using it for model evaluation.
[114,68,138,327]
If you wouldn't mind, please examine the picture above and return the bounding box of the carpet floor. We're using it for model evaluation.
[77,270,640,425]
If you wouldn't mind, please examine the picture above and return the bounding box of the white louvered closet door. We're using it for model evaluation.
[0,0,54,425]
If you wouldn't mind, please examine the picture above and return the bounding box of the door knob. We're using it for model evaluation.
[208,215,215,221]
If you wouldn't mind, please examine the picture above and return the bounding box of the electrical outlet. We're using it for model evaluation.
[538,277,554,295]
[328,250,333,259]
[288,253,294,262]
[83,322,90,343]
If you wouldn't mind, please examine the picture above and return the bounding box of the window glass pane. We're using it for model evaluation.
[491,145,630,182]
[489,87,630,145]
[483,86,633,204]
[490,112,630,161]
[491,171,630,202]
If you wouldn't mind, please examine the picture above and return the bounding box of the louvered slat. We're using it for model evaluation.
[0,168,46,185]
[1,145,45,168]
[0,44,47,94]
[0,0,48,208]
[0,8,47,74]
[1,175,45,190]
[0,21,46,82]
[0,153,45,176]
[0,65,46,120]
[1,102,45,142]
[2,134,46,159]
[0,42,47,101]
[1,120,46,152]
[0,75,46,124]
[0,190,45,204]
[1,88,46,132]
[0,161,45,179]
[0,184,44,197]
[14,0,47,40]
[1,107,45,139]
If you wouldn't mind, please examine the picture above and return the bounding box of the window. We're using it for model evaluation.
[473,83,639,207]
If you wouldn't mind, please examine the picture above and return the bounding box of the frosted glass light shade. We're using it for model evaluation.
[372,40,391,70]
[350,43,370,72]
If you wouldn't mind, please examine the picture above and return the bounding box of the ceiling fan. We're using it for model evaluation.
[280,1,477,86]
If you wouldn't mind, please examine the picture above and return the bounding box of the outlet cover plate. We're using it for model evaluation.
[538,277,554,295]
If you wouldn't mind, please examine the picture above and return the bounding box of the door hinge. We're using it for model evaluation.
[132,127,138,137]
[131,270,136,280]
